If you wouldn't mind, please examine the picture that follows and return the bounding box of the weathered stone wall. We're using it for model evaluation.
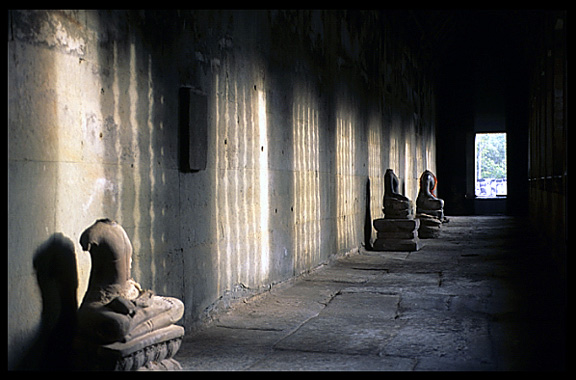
[527,11,566,267]
[8,10,436,368]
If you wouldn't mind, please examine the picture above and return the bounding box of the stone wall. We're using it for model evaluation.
[527,11,567,268]
[8,10,436,368]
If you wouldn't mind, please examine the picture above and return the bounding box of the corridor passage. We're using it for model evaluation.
[175,216,566,371]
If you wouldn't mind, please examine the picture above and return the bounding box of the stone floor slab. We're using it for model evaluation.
[274,292,402,355]
[175,216,566,371]
[249,351,417,371]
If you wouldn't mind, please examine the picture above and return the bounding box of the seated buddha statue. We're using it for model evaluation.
[416,170,444,220]
[75,219,185,370]
[383,169,414,219]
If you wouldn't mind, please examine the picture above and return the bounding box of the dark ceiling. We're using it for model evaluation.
[385,9,548,74]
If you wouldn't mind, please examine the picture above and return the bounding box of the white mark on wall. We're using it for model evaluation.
[83,177,117,213]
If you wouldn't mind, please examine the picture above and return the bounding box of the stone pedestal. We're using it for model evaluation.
[373,218,420,251]
[416,208,444,221]
[74,324,185,371]
[417,213,442,239]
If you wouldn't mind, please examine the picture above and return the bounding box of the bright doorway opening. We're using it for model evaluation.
[475,132,507,198]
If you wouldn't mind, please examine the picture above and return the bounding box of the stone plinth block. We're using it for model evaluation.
[373,218,419,232]
[372,238,421,251]
[377,230,418,239]
[373,218,420,251]
[417,214,442,239]
[417,208,444,220]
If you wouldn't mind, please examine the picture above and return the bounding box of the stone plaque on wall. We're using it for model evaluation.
[179,87,208,172]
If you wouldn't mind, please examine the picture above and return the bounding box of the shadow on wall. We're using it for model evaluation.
[364,177,373,250]
[16,233,78,370]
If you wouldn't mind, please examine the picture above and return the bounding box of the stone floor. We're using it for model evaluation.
[175,216,566,371]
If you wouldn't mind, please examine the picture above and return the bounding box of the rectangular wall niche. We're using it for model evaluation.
[179,87,208,172]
